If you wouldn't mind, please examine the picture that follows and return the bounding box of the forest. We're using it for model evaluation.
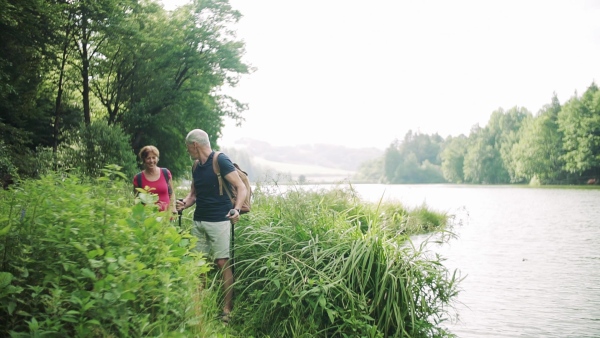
[2,0,599,187]
[1,0,249,184]
[355,83,600,185]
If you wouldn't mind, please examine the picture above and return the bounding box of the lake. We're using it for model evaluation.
[337,184,600,338]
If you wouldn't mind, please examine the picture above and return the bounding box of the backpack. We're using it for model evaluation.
[213,151,252,214]
[135,168,172,195]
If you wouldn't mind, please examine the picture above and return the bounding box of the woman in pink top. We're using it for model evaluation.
[133,145,176,213]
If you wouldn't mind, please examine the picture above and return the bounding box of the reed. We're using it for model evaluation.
[229,183,461,337]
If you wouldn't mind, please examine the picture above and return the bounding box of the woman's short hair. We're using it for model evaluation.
[138,145,160,161]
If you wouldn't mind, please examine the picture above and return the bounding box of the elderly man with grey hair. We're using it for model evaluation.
[177,128,248,323]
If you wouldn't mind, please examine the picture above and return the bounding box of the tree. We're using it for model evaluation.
[0,0,63,175]
[122,0,250,175]
[58,121,137,178]
[558,83,600,178]
[512,94,565,183]
[441,135,468,183]
[355,156,384,183]
[383,140,402,183]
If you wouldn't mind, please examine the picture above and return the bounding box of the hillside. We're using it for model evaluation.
[222,138,384,183]
[227,138,383,171]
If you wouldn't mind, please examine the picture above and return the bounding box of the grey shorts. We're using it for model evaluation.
[191,220,231,259]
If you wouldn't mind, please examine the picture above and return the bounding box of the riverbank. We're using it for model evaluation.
[1,171,460,337]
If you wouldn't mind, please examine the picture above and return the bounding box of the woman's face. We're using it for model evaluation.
[143,152,159,170]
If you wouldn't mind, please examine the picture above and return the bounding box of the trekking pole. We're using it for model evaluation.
[177,199,184,228]
[229,209,235,276]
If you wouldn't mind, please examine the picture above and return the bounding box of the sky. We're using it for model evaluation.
[162,0,600,150]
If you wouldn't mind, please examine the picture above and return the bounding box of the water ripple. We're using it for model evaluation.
[354,185,600,338]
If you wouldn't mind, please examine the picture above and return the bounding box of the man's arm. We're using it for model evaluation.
[176,173,196,211]
[223,171,247,223]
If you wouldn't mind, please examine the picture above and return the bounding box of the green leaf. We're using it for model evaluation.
[7,302,16,315]
[318,294,326,308]
[0,224,11,236]
[326,308,335,324]
[120,291,135,301]
[61,316,78,323]
[81,268,96,280]
[28,317,39,331]
[0,272,13,288]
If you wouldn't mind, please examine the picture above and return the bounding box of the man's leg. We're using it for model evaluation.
[216,258,233,313]
[191,221,211,291]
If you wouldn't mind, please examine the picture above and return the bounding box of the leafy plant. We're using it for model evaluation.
[57,121,138,178]
[0,167,214,337]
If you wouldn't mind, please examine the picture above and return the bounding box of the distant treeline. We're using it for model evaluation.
[0,0,248,182]
[355,82,600,185]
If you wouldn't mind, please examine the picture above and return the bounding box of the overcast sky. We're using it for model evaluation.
[162,0,600,150]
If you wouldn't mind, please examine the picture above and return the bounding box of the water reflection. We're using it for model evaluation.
[350,184,600,338]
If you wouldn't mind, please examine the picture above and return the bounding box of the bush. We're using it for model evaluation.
[0,139,19,186]
[229,184,461,337]
[0,168,213,337]
[58,122,137,178]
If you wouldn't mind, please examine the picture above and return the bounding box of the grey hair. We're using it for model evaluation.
[185,129,210,146]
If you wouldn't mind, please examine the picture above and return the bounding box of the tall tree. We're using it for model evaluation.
[441,134,468,183]
[119,0,250,175]
[511,94,564,183]
[0,0,61,175]
[70,0,135,125]
[558,83,600,178]
[462,108,529,184]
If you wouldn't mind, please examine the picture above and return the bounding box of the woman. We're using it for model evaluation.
[133,145,176,214]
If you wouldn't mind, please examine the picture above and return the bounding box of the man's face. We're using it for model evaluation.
[186,143,197,158]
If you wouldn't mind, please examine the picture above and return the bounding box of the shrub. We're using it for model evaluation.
[229,184,461,337]
[58,122,137,178]
[0,140,19,186]
[0,167,213,337]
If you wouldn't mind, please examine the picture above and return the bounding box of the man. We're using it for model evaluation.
[176,129,247,322]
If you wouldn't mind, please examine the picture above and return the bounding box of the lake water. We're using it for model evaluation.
[335,184,600,338]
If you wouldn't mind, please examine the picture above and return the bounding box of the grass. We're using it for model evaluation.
[1,169,461,337]
[202,183,462,337]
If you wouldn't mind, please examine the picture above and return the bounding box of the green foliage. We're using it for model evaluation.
[462,107,531,184]
[0,139,18,182]
[0,168,213,337]
[354,156,384,183]
[229,184,460,337]
[558,83,600,177]
[0,0,249,180]
[441,135,468,183]
[511,95,566,184]
[58,121,137,178]
[382,132,446,184]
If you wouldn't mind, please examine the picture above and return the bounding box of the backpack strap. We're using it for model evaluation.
[213,151,235,201]
[213,151,225,197]
[161,168,173,195]
[135,172,142,188]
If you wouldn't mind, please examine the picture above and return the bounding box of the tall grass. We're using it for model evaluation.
[229,184,461,337]
[1,170,461,337]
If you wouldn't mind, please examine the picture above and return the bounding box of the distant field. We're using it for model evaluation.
[253,157,356,182]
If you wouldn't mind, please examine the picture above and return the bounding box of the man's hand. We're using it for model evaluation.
[176,199,186,212]
[226,209,240,224]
